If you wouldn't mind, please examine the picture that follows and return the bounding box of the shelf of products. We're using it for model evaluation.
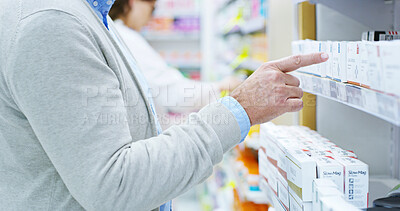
[199,136,270,211]
[199,2,271,210]
[294,71,400,126]
[222,16,266,36]
[291,39,400,126]
[285,1,400,210]
[214,0,268,79]
[141,0,202,79]
[259,123,372,210]
[143,16,201,37]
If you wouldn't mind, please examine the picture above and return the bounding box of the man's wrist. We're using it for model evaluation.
[218,96,251,143]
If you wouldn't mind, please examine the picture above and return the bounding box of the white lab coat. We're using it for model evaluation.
[114,20,219,129]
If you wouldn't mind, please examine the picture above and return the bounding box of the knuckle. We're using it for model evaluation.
[268,71,282,82]
[288,100,303,112]
[261,62,275,71]
[291,55,302,65]
[261,62,270,68]
[299,90,304,98]
[273,86,286,95]
[295,101,304,111]
[297,87,304,97]
[294,77,301,86]
[275,96,286,105]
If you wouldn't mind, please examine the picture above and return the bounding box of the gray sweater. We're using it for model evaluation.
[0,0,242,210]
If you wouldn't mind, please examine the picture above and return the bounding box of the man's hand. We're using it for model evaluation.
[231,53,329,125]
[218,75,245,92]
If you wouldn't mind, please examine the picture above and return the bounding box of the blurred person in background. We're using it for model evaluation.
[110,0,243,128]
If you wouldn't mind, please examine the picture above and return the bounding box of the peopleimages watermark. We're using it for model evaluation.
[81,84,221,108]
[81,84,314,108]
[82,112,232,126]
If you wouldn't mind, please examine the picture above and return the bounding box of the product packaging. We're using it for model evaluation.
[314,156,345,193]
[332,42,347,82]
[379,41,400,96]
[359,42,369,87]
[277,177,289,210]
[312,178,338,211]
[314,187,343,211]
[319,196,361,211]
[346,42,361,85]
[335,157,369,208]
[365,42,383,92]
[364,31,400,41]
[286,149,317,202]
[325,41,334,79]
[289,192,312,211]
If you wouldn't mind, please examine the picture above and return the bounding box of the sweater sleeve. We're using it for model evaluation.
[6,11,241,211]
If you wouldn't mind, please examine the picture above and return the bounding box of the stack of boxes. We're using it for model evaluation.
[362,31,400,41]
[259,122,368,211]
[291,40,400,97]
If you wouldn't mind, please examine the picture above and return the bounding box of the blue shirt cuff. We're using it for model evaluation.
[219,96,251,143]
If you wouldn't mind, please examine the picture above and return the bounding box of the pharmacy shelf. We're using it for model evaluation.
[217,0,237,13]
[144,34,200,42]
[293,72,400,126]
[226,160,268,205]
[294,0,398,30]
[240,17,267,34]
[223,18,266,37]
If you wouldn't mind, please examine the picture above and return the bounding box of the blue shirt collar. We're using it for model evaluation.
[86,0,115,29]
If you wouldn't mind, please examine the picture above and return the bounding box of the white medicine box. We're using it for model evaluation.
[346,42,361,85]
[379,41,400,96]
[332,42,347,82]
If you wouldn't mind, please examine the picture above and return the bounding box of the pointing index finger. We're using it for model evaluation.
[271,52,329,73]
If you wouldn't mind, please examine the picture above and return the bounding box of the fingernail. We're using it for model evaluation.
[321,53,329,60]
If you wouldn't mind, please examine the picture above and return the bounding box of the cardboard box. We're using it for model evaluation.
[359,42,369,87]
[318,41,327,77]
[312,178,338,211]
[306,149,334,157]
[379,41,400,96]
[277,178,289,211]
[289,191,312,211]
[304,40,315,75]
[314,187,343,211]
[334,157,369,208]
[332,42,347,82]
[346,42,361,85]
[263,138,279,169]
[319,196,361,211]
[258,150,269,178]
[365,42,383,92]
[265,159,279,196]
[331,149,358,158]
[314,157,345,193]
[286,149,316,202]
[260,176,273,204]
[273,193,289,211]
[325,41,334,79]
[303,202,313,211]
